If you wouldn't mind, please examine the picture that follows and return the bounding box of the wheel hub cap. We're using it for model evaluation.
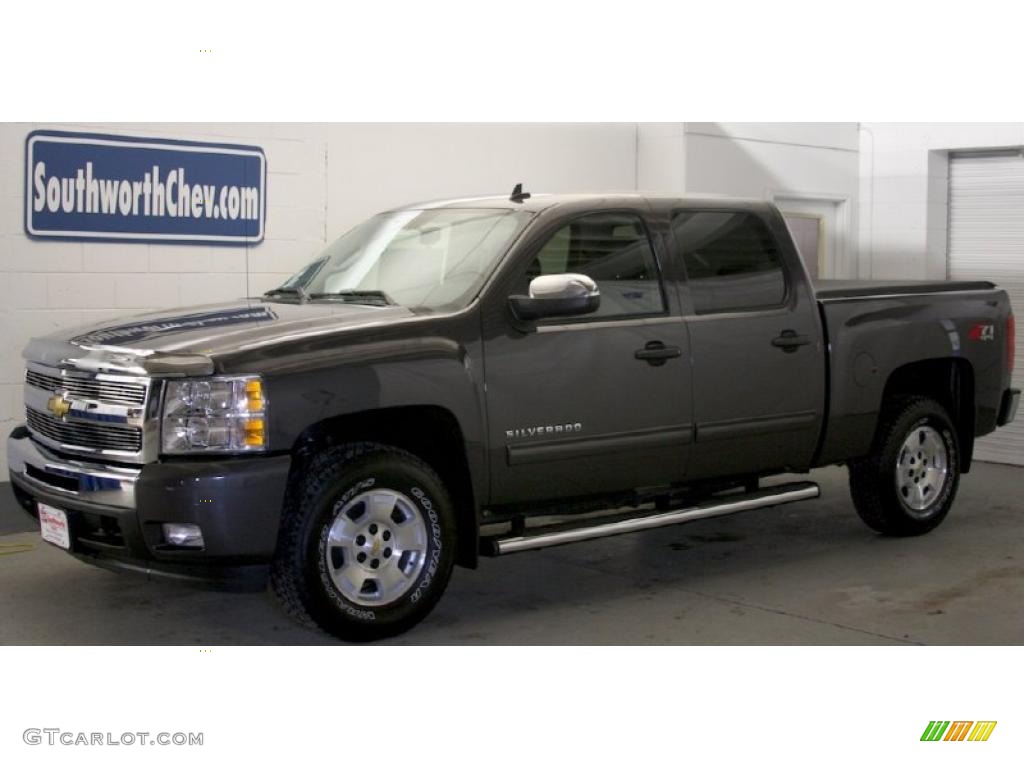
[324,489,428,606]
[895,425,948,513]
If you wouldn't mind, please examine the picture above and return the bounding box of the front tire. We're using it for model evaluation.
[848,396,960,536]
[271,442,456,641]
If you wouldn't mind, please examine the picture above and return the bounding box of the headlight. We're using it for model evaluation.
[161,375,267,454]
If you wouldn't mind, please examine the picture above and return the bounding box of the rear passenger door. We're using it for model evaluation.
[671,208,825,479]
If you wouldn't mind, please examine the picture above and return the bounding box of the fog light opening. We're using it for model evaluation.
[161,523,205,549]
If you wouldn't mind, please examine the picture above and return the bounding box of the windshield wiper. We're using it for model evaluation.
[306,290,396,306]
[263,286,308,302]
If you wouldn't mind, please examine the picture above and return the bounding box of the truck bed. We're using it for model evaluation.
[814,278,996,300]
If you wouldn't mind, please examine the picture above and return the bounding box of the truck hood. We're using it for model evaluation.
[23,299,417,376]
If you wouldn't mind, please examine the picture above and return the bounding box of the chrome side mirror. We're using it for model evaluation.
[508,273,601,322]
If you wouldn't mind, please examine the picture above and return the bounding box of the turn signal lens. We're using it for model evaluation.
[245,379,264,411]
[244,418,266,447]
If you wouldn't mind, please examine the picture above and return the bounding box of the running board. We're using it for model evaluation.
[483,481,819,556]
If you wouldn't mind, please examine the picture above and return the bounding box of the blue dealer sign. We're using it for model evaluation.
[25,130,266,245]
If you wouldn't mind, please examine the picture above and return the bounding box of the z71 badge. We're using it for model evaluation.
[968,323,995,341]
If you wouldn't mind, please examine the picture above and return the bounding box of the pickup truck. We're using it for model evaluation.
[7,189,1019,641]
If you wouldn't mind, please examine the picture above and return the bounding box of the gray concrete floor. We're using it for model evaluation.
[1,463,1021,644]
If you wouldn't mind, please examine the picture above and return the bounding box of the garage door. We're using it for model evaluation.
[948,152,1024,465]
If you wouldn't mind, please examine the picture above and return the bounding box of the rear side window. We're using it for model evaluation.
[523,212,665,319]
[672,211,787,314]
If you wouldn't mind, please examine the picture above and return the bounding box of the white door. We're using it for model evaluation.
[776,197,840,279]
[948,152,1024,465]
[783,213,825,279]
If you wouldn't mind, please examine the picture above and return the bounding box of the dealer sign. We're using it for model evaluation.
[25,130,266,245]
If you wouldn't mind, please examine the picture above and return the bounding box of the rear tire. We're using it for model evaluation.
[848,396,960,536]
[271,442,456,642]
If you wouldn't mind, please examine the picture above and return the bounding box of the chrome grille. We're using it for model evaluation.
[26,369,147,406]
[26,407,143,453]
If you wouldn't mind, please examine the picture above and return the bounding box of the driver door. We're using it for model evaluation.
[482,208,693,506]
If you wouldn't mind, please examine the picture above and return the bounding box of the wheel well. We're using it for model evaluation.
[289,406,478,567]
[882,358,975,471]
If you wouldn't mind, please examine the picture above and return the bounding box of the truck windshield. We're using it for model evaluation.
[272,208,533,310]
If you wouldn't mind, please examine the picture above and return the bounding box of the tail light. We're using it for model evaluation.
[1008,313,1016,376]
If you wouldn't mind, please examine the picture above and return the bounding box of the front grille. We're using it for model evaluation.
[26,369,147,406]
[26,407,143,453]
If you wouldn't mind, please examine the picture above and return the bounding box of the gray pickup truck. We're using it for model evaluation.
[7,189,1019,640]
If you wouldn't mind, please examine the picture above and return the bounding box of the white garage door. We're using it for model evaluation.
[948,152,1024,465]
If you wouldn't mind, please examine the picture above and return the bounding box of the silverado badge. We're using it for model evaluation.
[46,394,72,420]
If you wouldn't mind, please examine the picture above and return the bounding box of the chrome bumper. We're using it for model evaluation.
[7,427,140,510]
[8,424,290,586]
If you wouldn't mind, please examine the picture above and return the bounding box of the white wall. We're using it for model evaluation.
[636,123,686,194]
[325,123,639,236]
[860,123,1024,279]
[682,123,861,278]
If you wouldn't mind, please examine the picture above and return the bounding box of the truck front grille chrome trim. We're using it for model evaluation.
[485,482,820,555]
[25,369,147,406]
[23,362,156,463]
[26,407,143,453]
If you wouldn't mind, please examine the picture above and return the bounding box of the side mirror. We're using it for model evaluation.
[508,274,601,322]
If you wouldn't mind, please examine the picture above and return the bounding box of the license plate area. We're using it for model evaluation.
[38,503,71,550]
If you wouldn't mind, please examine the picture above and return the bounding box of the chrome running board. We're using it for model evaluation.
[484,481,819,556]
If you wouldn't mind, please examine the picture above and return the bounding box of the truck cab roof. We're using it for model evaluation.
[386,192,773,215]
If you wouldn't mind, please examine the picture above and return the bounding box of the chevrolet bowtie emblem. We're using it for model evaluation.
[46,394,72,419]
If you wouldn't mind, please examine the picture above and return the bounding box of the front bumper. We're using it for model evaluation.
[7,426,291,589]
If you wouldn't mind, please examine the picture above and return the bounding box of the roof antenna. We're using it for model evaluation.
[509,183,531,202]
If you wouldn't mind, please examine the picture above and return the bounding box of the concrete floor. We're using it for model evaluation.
[1,463,1021,644]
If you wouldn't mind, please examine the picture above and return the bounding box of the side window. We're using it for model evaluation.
[672,211,787,314]
[524,213,665,318]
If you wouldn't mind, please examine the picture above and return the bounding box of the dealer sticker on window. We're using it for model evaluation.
[38,503,70,550]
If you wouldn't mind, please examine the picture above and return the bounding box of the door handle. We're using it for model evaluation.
[771,330,811,352]
[635,341,682,366]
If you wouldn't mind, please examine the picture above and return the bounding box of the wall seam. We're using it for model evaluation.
[323,135,329,243]
[686,130,859,154]
[633,123,639,190]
